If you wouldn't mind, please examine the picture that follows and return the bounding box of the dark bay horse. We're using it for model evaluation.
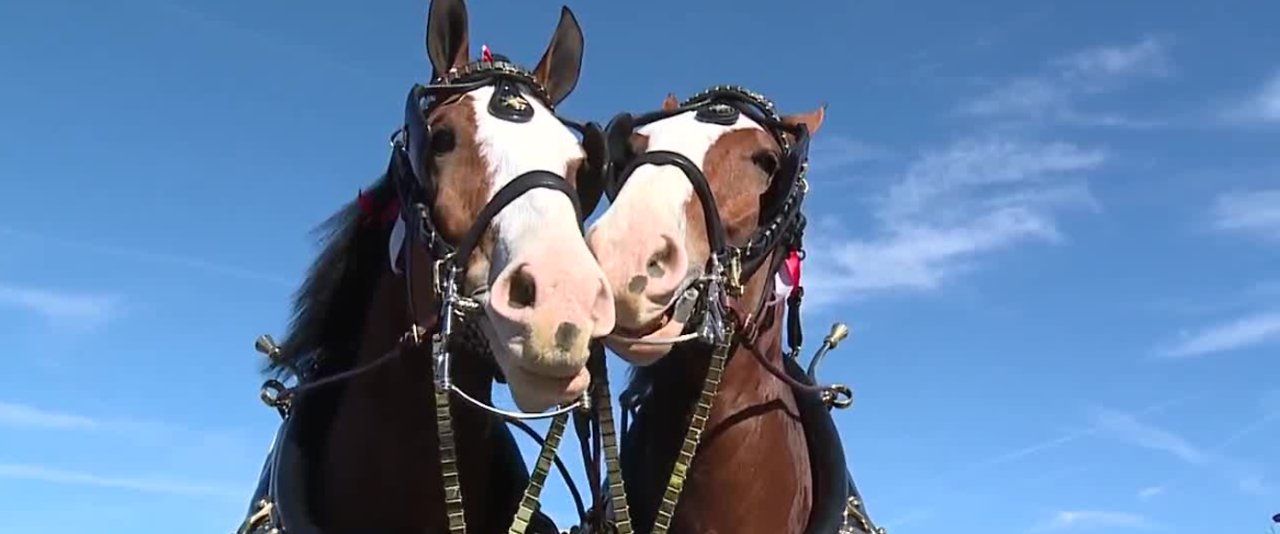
[236,1,615,532]
[585,87,883,534]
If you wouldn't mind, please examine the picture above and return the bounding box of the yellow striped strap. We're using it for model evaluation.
[508,413,570,534]
[649,323,733,534]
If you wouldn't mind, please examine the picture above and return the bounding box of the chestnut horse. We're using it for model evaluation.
[586,87,883,534]
[235,1,615,533]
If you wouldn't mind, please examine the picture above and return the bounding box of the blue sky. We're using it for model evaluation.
[2,0,1278,532]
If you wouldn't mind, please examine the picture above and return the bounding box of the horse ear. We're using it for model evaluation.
[781,104,826,136]
[661,93,679,111]
[425,0,470,80]
[533,6,585,106]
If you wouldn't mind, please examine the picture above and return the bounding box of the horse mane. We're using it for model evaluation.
[267,172,399,378]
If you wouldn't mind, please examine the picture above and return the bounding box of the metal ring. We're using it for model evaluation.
[259,379,289,409]
[823,384,854,410]
[388,127,406,148]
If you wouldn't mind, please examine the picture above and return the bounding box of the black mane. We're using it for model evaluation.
[267,173,399,378]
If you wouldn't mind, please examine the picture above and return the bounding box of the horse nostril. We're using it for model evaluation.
[554,322,581,352]
[507,266,537,309]
[627,275,648,294]
[646,236,679,279]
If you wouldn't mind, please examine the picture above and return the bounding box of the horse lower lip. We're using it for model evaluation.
[515,360,581,380]
[616,305,674,338]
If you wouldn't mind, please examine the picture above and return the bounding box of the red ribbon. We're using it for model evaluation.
[783,249,802,296]
[356,190,400,227]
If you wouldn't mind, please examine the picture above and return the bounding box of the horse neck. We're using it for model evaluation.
[315,251,514,532]
[627,277,814,533]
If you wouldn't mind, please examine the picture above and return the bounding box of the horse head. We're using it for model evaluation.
[586,87,824,365]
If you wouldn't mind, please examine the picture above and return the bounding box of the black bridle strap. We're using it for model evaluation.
[618,150,728,261]
[453,171,584,268]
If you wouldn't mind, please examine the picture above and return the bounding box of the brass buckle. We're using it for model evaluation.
[432,253,456,295]
[237,499,278,534]
[725,250,744,298]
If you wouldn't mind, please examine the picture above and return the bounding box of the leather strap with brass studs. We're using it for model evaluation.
[591,354,633,534]
[508,413,570,534]
[649,322,734,534]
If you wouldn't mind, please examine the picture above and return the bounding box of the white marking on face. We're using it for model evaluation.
[590,110,766,257]
[466,85,585,265]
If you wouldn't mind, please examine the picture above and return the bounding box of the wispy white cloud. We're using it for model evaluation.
[804,137,1103,302]
[0,463,241,499]
[0,399,236,448]
[1222,70,1280,124]
[1136,486,1165,500]
[1089,407,1209,465]
[0,225,292,287]
[0,401,102,431]
[1209,188,1280,241]
[0,282,121,328]
[960,36,1171,128]
[1097,404,1279,499]
[1158,311,1280,358]
[1029,510,1153,532]
[1052,37,1173,83]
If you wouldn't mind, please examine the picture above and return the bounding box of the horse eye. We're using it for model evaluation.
[751,151,779,176]
[430,127,456,155]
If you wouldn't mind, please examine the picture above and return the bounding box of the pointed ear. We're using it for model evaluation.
[661,93,679,111]
[533,6,585,106]
[781,104,826,136]
[425,0,470,80]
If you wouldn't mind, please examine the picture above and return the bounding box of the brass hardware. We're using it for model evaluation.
[236,499,276,534]
[827,322,850,349]
[806,322,851,382]
[254,335,282,360]
[259,380,289,411]
[725,251,744,298]
[822,384,854,410]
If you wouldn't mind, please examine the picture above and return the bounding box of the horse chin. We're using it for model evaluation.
[605,316,687,366]
[498,357,592,412]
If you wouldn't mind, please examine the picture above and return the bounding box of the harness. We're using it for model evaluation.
[597,86,885,534]
[236,54,621,534]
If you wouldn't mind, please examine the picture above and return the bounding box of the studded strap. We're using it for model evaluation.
[648,322,735,534]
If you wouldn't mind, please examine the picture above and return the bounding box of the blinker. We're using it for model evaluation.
[488,78,534,123]
[694,102,739,125]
